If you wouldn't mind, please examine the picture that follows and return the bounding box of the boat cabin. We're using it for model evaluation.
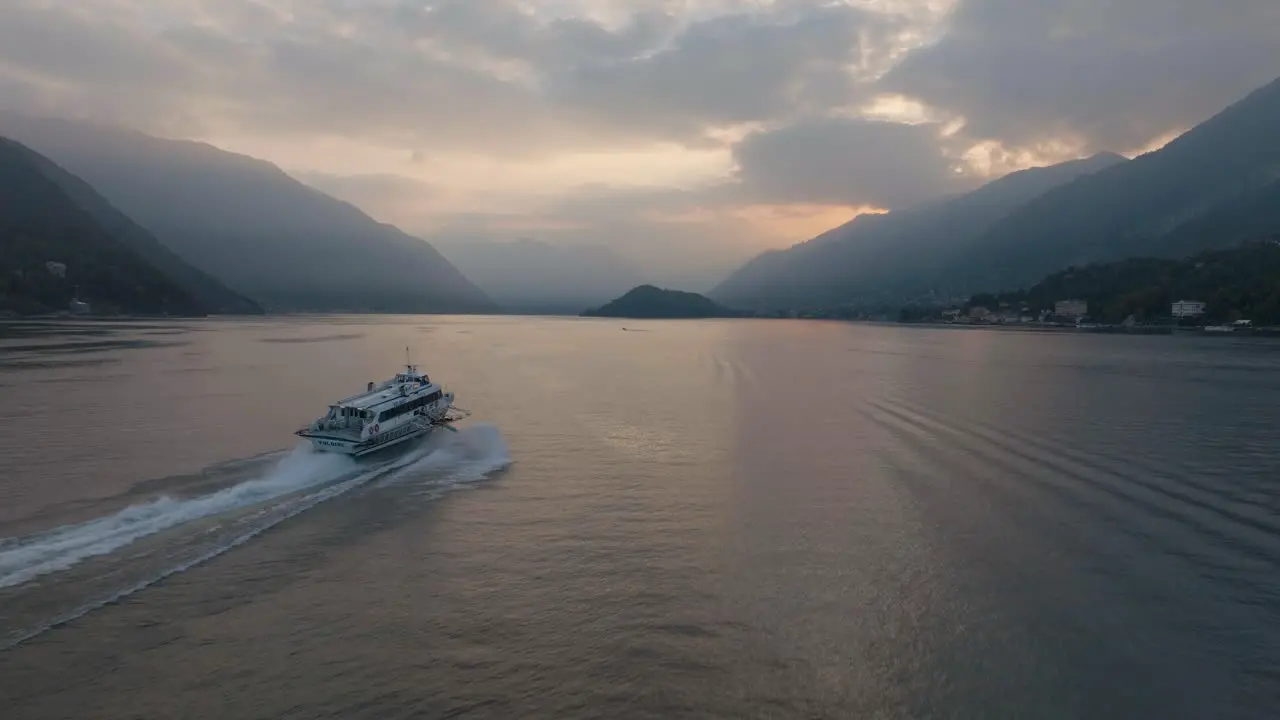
[394,369,429,385]
[297,356,466,456]
[372,389,444,423]
[308,364,445,434]
[316,404,374,433]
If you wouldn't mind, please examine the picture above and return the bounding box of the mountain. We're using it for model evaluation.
[714,74,1280,310]
[711,153,1127,310]
[956,239,1280,326]
[949,75,1280,294]
[0,138,203,316]
[432,237,647,314]
[582,285,738,319]
[14,141,261,315]
[0,114,497,314]
[1157,180,1280,257]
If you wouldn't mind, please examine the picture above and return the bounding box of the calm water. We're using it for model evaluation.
[1,316,1278,719]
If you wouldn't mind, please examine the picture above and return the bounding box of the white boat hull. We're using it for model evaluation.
[295,362,469,458]
[300,419,436,457]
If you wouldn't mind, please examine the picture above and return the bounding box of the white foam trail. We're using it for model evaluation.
[1,468,374,650]
[381,423,511,487]
[1,424,511,650]
[0,446,357,589]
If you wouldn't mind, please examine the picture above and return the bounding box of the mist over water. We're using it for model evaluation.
[0,316,1277,719]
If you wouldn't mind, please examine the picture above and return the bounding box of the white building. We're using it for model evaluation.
[1054,299,1088,318]
[1172,300,1206,318]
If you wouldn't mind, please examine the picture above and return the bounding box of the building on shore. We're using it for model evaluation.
[1172,300,1206,318]
[1054,299,1088,319]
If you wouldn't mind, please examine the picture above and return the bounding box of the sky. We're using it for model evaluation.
[2,0,1279,288]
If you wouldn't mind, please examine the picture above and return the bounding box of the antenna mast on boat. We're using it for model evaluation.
[405,345,411,370]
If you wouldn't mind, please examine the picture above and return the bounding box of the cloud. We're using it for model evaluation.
[0,3,212,133]
[0,1,553,152]
[882,0,1280,152]
[2,0,1278,290]
[0,0,909,157]
[548,4,902,142]
[730,116,965,208]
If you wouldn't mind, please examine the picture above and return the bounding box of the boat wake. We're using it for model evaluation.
[0,449,358,590]
[0,424,510,649]
[377,423,510,488]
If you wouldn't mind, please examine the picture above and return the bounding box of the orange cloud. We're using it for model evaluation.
[732,203,887,244]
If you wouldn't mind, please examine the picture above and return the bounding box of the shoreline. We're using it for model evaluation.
[892,320,1280,337]
[6,313,1280,339]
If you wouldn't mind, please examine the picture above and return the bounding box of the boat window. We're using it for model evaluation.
[372,388,445,424]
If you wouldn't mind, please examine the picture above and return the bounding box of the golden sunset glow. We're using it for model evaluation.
[3,0,1270,289]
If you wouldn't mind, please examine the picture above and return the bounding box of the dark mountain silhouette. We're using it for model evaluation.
[959,239,1280,326]
[714,74,1280,310]
[1156,180,1280,257]
[15,143,262,314]
[0,114,497,314]
[582,285,737,318]
[949,75,1280,293]
[0,138,204,316]
[711,153,1126,310]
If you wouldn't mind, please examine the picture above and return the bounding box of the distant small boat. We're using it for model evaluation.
[1204,325,1235,333]
[295,355,468,457]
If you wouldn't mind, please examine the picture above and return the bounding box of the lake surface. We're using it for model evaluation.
[1,315,1278,719]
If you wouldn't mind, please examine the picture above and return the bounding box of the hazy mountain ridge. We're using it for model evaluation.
[15,141,263,315]
[946,240,1280,326]
[0,114,498,314]
[433,237,647,314]
[946,75,1280,293]
[0,138,204,316]
[711,152,1127,309]
[714,74,1280,310]
[1155,180,1280,257]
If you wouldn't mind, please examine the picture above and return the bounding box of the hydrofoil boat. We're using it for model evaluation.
[296,357,469,457]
